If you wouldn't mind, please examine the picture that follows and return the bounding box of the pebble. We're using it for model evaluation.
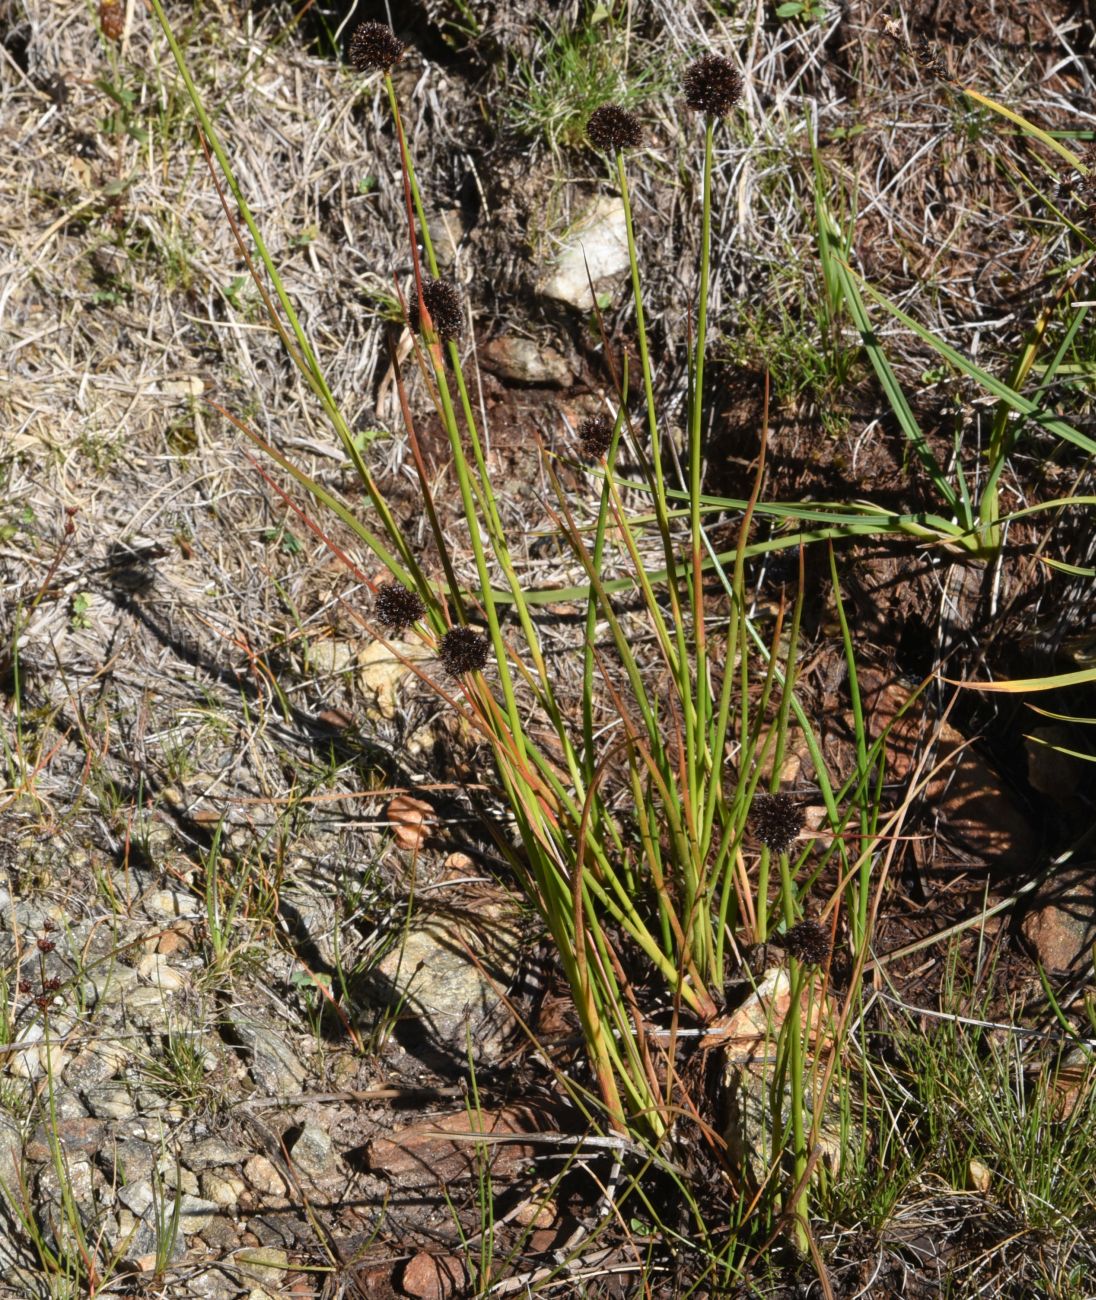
[234,1247,289,1287]
[136,953,188,990]
[243,1155,285,1196]
[288,1124,334,1179]
[85,1085,135,1120]
[145,888,200,918]
[201,1169,246,1207]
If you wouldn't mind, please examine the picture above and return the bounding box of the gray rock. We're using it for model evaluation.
[233,1246,289,1287]
[144,889,200,918]
[187,1138,245,1170]
[187,1264,240,1299]
[178,1194,220,1234]
[288,1123,334,1179]
[125,985,177,1026]
[187,1136,246,1169]
[228,1016,307,1096]
[85,1085,135,1120]
[24,1117,106,1163]
[118,1178,155,1217]
[372,890,523,1067]
[83,962,140,1008]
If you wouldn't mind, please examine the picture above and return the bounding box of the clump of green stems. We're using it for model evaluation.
[146,3,966,1258]
[811,76,1096,561]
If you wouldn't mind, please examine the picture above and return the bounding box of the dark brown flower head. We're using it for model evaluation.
[779,919,832,966]
[349,21,404,73]
[43,976,63,993]
[18,980,31,995]
[684,54,743,117]
[579,413,613,459]
[100,0,124,42]
[35,995,53,1012]
[910,35,946,81]
[749,792,804,854]
[439,626,489,676]
[409,277,464,343]
[36,937,55,953]
[586,105,642,153]
[375,582,426,633]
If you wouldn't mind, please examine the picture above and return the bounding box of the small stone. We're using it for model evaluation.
[188,1136,245,1168]
[400,1251,465,1299]
[137,952,188,990]
[118,1179,155,1216]
[84,962,140,1007]
[178,1194,219,1234]
[201,1169,246,1207]
[244,1155,285,1196]
[1021,868,1096,974]
[199,1217,242,1254]
[230,1018,307,1096]
[24,1117,106,1163]
[480,337,573,387]
[538,197,629,310]
[145,889,199,918]
[157,927,191,956]
[187,1264,239,1300]
[234,1246,289,1287]
[126,986,177,1023]
[357,639,427,719]
[289,1124,335,1179]
[85,1085,135,1120]
[308,639,355,676]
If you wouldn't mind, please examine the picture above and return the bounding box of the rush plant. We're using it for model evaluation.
[150,6,899,1262]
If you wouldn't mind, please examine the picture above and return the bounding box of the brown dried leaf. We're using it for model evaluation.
[386,794,434,851]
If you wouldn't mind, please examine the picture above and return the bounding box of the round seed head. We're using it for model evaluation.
[779,919,832,966]
[749,792,804,854]
[409,277,464,343]
[579,413,613,459]
[100,0,124,42]
[374,582,426,633]
[439,627,490,676]
[586,105,643,153]
[683,54,743,117]
[349,21,404,73]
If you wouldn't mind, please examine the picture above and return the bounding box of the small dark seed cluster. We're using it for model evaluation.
[409,277,464,343]
[374,582,425,633]
[579,413,613,459]
[349,21,404,73]
[586,105,643,153]
[910,35,947,80]
[779,919,832,966]
[750,792,804,854]
[683,54,743,117]
[100,0,124,42]
[439,627,490,676]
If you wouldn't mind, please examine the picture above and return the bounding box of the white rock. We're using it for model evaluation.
[137,953,188,991]
[145,889,199,918]
[538,196,629,310]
